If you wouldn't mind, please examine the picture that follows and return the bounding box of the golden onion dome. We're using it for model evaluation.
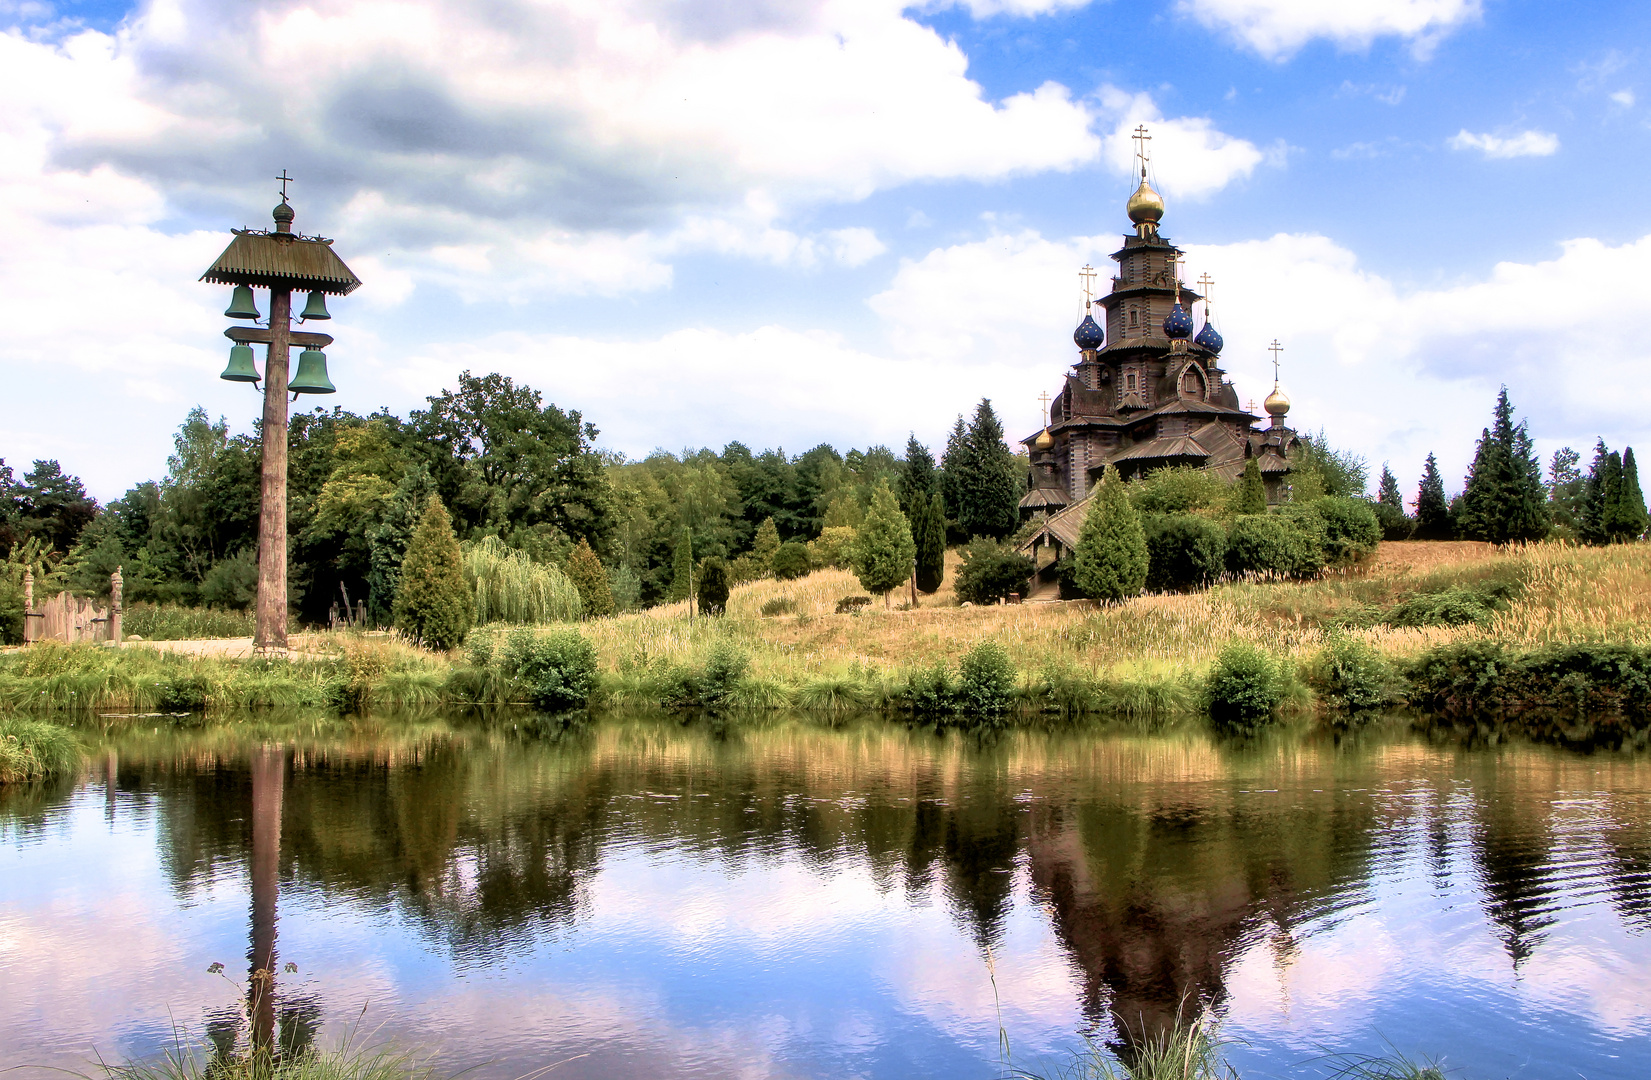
[1264,382,1291,417]
[1126,176,1165,226]
[1035,426,1055,450]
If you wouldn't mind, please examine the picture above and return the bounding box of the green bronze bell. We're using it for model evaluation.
[220,343,260,383]
[299,290,331,321]
[289,348,335,394]
[224,285,260,320]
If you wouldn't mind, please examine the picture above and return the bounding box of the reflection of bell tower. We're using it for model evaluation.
[248,744,285,1053]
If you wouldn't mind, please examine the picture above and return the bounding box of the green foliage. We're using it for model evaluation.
[852,480,916,600]
[0,717,79,782]
[0,578,22,645]
[759,596,795,617]
[1458,388,1550,544]
[1204,643,1285,729]
[499,628,598,710]
[122,603,256,641]
[668,527,693,603]
[821,492,864,528]
[200,550,258,610]
[1583,442,1650,544]
[954,540,1035,604]
[1374,465,1415,539]
[607,564,642,612]
[898,434,937,516]
[1308,634,1399,714]
[1618,448,1649,540]
[1405,641,1651,741]
[752,517,781,573]
[565,539,615,618]
[1073,465,1147,602]
[914,490,947,594]
[945,399,1023,540]
[1547,445,1586,534]
[1234,457,1267,515]
[1291,431,1370,500]
[1128,466,1231,516]
[956,641,1016,717]
[1143,513,1225,592]
[1385,588,1497,628]
[809,526,859,570]
[365,465,438,623]
[900,661,956,715]
[660,641,751,709]
[1225,513,1321,579]
[463,535,582,624]
[393,498,472,650]
[772,542,811,580]
[697,556,731,615]
[1302,497,1381,566]
[1414,453,1452,540]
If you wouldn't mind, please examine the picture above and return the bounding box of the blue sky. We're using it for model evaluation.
[2,0,1648,504]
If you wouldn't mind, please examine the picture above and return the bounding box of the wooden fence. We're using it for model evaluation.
[23,568,123,645]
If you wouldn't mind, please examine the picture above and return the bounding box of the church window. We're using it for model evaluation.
[1129,308,1138,328]
[1126,372,1137,391]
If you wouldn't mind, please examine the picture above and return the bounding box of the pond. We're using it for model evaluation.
[1,712,1649,1079]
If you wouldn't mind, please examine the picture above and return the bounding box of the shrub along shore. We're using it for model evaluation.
[2,541,1650,751]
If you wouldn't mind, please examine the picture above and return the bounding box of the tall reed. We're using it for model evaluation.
[463,536,582,624]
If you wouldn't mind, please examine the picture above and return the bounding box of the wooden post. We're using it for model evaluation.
[255,286,292,654]
[21,570,33,644]
[247,744,284,1053]
[108,566,123,644]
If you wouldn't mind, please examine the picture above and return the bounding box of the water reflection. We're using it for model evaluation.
[2,713,1649,1079]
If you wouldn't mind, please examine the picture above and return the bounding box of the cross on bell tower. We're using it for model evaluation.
[1132,124,1152,179]
[1269,339,1284,382]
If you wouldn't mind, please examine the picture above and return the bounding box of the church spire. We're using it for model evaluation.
[1125,124,1165,237]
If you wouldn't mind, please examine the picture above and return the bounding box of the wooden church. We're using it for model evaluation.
[1017,132,1297,589]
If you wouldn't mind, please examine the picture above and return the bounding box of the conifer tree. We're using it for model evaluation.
[1457,388,1549,544]
[939,415,970,531]
[566,538,615,618]
[952,399,1023,540]
[1073,465,1147,602]
[915,489,947,593]
[1378,466,1402,509]
[752,517,781,574]
[392,496,472,650]
[899,435,937,516]
[1547,446,1585,531]
[1235,458,1267,514]
[697,557,730,615]
[852,480,917,607]
[1373,463,1413,539]
[667,527,693,603]
[1415,453,1450,539]
[1579,439,1612,546]
[1618,448,1649,541]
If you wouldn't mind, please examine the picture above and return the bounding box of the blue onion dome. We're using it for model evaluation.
[1162,302,1194,339]
[1073,313,1104,349]
[1194,320,1224,354]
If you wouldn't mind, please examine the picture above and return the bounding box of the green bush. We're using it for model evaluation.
[1143,514,1226,593]
[1385,587,1495,628]
[1225,514,1322,579]
[1308,634,1398,714]
[660,641,750,709]
[200,551,258,610]
[759,596,796,617]
[772,542,811,580]
[954,540,1035,605]
[1406,642,1651,739]
[0,579,24,646]
[0,717,79,782]
[1127,465,1232,515]
[156,674,210,712]
[901,661,955,715]
[395,498,472,650]
[566,539,615,618]
[1306,497,1382,566]
[123,603,256,641]
[1205,643,1285,729]
[834,595,871,614]
[1374,501,1416,541]
[1073,465,1148,602]
[957,641,1016,716]
[500,629,598,711]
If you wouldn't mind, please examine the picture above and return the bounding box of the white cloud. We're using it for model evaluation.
[1611,89,1635,107]
[929,0,1094,16]
[1095,87,1272,199]
[1448,128,1560,159]
[1179,0,1482,60]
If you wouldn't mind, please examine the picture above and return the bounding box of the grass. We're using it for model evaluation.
[0,715,80,781]
[88,1027,438,1080]
[4,541,1650,727]
[123,602,257,641]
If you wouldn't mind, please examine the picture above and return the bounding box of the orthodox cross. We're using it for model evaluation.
[276,170,294,202]
[1132,124,1152,176]
[1268,339,1284,381]
[1167,252,1181,302]
[1197,273,1214,302]
[1078,264,1097,308]
[1039,390,1051,423]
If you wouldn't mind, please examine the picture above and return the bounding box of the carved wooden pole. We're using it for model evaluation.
[109,566,122,645]
[22,570,33,644]
[248,744,285,1053]
[256,286,292,654]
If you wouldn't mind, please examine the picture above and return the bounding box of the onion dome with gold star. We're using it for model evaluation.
[1163,302,1194,339]
[1194,320,1223,354]
[1073,313,1104,349]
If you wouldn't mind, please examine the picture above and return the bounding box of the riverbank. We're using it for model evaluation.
[1,541,1648,736]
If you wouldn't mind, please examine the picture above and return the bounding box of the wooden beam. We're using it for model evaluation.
[254,288,292,653]
[225,326,333,348]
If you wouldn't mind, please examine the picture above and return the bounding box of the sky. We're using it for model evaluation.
[3,0,1650,504]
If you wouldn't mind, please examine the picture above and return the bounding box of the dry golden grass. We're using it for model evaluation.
[575,540,1651,689]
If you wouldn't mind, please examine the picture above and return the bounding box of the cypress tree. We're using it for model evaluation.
[752,517,781,574]
[852,480,917,607]
[939,415,970,537]
[1457,388,1549,544]
[668,527,693,603]
[1378,466,1402,510]
[955,399,1022,540]
[1416,453,1450,539]
[1073,465,1147,602]
[697,557,730,616]
[915,489,947,593]
[392,496,472,650]
[1579,439,1611,546]
[566,538,615,618]
[1619,448,1649,541]
[899,435,937,516]
[1373,463,1413,540]
[1235,457,1267,514]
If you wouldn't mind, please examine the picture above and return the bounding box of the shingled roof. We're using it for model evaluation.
[201,231,362,295]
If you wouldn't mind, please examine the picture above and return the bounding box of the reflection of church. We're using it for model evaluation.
[1020,132,1297,523]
